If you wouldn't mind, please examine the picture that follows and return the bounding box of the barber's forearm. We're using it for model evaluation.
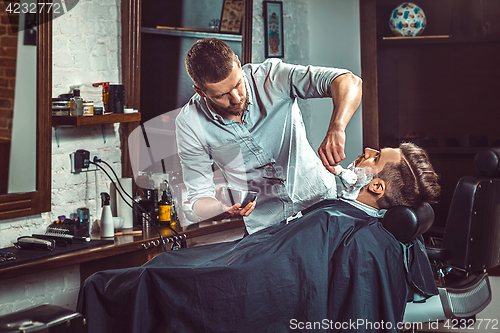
[328,73,362,131]
[192,197,228,220]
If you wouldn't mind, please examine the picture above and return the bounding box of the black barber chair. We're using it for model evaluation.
[402,147,500,324]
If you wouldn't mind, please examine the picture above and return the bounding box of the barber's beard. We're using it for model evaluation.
[210,95,250,117]
[340,162,376,200]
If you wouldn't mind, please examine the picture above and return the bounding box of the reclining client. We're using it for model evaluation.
[78,142,441,333]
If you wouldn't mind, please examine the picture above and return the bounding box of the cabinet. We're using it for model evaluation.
[0,220,245,283]
[51,113,141,126]
[360,0,500,229]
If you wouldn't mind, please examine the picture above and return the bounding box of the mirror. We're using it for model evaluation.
[0,10,51,219]
[1,10,36,195]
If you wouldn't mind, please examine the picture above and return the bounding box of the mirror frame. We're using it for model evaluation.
[0,12,51,220]
[120,0,253,178]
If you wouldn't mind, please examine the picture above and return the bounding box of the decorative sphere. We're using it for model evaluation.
[389,3,426,37]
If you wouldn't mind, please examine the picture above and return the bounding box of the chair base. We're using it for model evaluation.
[403,273,491,327]
[439,273,492,318]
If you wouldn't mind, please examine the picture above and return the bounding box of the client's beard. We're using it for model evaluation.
[340,162,376,200]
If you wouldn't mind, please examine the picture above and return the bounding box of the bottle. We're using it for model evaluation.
[100,192,114,238]
[170,197,179,231]
[69,88,84,116]
[158,189,171,223]
[166,185,179,230]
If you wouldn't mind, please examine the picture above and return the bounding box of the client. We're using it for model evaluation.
[78,142,440,333]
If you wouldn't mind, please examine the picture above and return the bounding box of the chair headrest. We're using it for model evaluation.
[381,202,435,243]
[474,147,500,177]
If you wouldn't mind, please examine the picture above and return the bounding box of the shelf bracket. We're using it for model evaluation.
[102,124,106,144]
[55,126,60,147]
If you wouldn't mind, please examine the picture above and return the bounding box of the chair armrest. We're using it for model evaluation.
[426,246,451,261]
[424,225,445,239]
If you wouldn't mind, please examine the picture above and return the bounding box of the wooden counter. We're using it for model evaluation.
[0,219,245,284]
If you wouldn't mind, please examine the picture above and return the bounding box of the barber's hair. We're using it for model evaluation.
[185,38,238,89]
[376,142,441,208]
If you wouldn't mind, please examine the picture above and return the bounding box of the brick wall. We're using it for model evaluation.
[0,265,80,316]
[0,1,18,141]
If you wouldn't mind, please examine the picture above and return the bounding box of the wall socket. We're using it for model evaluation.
[70,150,101,173]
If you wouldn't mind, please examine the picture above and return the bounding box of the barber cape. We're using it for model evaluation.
[78,201,437,333]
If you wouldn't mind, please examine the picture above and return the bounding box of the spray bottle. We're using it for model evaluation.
[100,192,114,238]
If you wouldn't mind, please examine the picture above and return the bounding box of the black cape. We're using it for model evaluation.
[77,201,437,333]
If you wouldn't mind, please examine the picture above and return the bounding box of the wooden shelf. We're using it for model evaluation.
[382,35,451,40]
[141,27,242,42]
[380,34,500,46]
[52,113,141,127]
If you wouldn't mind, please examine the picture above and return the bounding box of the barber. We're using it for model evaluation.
[175,38,362,234]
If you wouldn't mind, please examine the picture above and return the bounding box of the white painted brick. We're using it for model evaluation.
[45,274,65,292]
[26,280,47,298]
[64,265,81,290]
[107,39,119,52]
[74,52,89,69]
[107,51,119,70]
[0,304,14,316]
[13,299,37,312]
[58,19,80,36]
[107,6,119,21]
[99,0,119,6]
[0,281,26,304]
[0,266,81,315]
[52,35,69,52]
[55,54,76,69]
[52,288,79,311]
[90,55,109,72]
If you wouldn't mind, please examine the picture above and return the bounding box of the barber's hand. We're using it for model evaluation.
[225,201,256,217]
[318,126,346,174]
[215,185,256,217]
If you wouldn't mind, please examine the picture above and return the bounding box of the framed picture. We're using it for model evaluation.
[264,1,284,58]
[220,0,244,34]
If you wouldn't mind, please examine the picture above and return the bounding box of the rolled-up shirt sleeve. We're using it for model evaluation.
[262,59,352,100]
[175,110,216,204]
